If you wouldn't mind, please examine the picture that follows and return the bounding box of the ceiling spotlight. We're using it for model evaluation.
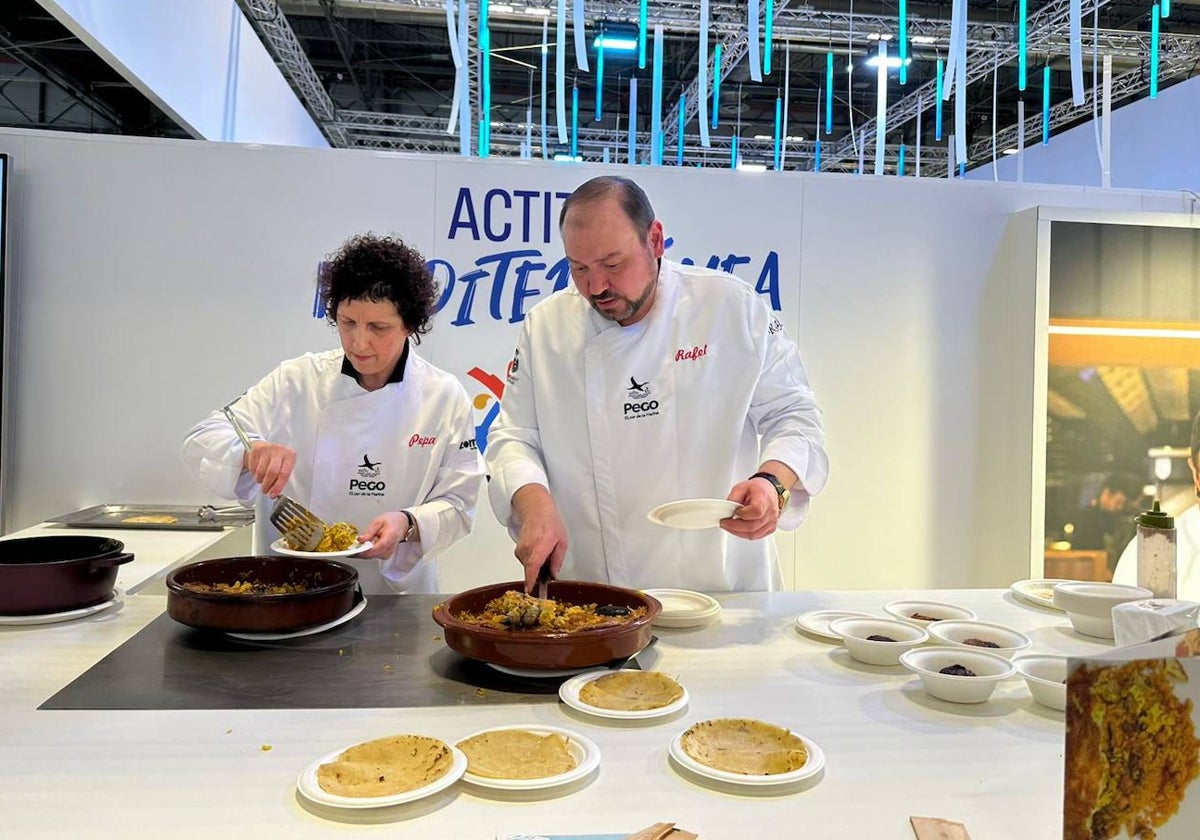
[489,3,514,12]
[867,33,894,41]
[737,162,768,172]
[865,55,912,69]
[786,135,804,142]
[911,35,937,45]
[594,35,638,50]
[1002,147,1019,155]
[553,153,582,162]
[524,6,552,14]
[753,134,773,141]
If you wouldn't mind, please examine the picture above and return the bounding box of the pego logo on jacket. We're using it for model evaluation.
[349,453,386,496]
[624,376,659,420]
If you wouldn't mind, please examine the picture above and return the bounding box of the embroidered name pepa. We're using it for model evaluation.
[408,434,437,447]
[675,344,708,362]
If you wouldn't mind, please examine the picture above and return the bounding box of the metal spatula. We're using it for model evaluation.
[269,496,326,552]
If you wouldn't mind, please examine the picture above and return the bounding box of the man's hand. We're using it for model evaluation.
[721,476,781,540]
[511,484,568,594]
[357,511,410,560]
[243,441,297,499]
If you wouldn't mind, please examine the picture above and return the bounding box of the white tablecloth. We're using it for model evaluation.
[0,587,1106,839]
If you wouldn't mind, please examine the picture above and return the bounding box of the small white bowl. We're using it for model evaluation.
[1013,655,1068,711]
[883,600,977,628]
[926,620,1033,659]
[899,646,1017,704]
[1052,582,1154,639]
[828,617,929,666]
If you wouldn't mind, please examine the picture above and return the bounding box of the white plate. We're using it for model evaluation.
[225,596,367,641]
[668,726,825,787]
[646,499,739,530]
[0,588,124,626]
[1010,578,1070,611]
[488,662,593,679]
[558,669,690,720]
[794,609,876,642]
[456,725,601,790]
[296,742,467,809]
[270,538,374,559]
[642,589,722,628]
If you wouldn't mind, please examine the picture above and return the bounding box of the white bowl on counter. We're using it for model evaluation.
[1051,582,1154,639]
[899,646,1016,704]
[926,620,1033,659]
[883,600,977,628]
[828,617,929,666]
[1013,655,1068,711]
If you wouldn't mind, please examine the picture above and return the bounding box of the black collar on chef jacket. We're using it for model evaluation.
[340,339,409,386]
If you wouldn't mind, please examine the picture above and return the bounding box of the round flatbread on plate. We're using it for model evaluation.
[297,734,466,809]
[455,725,600,790]
[669,718,825,787]
[270,538,373,559]
[560,670,689,720]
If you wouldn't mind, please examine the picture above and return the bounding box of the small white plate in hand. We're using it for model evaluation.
[647,499,738,530]
[270,538,373,559]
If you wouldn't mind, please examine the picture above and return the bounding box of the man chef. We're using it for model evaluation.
[485,176,828,593]
[183,233,483,594]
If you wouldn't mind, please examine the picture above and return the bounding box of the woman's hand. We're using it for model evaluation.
[243,441,297,499]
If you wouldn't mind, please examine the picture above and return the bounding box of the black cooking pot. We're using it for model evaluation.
[0,536,134,615]
[166,556,359,633]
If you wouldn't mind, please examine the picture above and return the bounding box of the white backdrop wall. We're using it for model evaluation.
[965,73,1200,193]
[0,128,1190,592]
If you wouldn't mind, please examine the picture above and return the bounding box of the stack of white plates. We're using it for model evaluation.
[643,589,722,629]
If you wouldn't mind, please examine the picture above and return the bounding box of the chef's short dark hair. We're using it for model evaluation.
[559,176,656,242]
[322,233,437,343]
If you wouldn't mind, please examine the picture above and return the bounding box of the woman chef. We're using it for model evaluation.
[183,234,484,594]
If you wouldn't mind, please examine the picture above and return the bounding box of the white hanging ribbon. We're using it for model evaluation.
[556,0,568,143]
[541,17,549,159]
[1017,100,1025,183]
[780,42,790,165]
[446,0,462,69]
[1101,54,1112,187]
[874,40,886,175]
[457,0,470,154]
[573,0,589,72]
[748,0,763,83]
[1070,0,1084,105]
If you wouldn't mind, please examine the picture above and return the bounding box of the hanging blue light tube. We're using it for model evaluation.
[595,46,604,122]
[773,96,782,170]
[1164,0,1171,19]
[1018,0,1027,91]
[480,0,491,156]
[571,84,579,157]
[730,134,738,168]
[677,95,686,165]
[651,25,664,165]
[764,0,774,75]
[1042,65,1051,143]
[814,137,821,172]
[638,0,648,69]
[898,143,906,176]
[1151,4,1161,98]
[899,0,908,85]
[825,52,833,134]
[712,43,723,128]
[935,58,944,141]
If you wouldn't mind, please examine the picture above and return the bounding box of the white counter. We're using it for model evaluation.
[0,585,1107,840]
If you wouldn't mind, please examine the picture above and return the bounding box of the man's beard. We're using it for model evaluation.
[589,270,658,323]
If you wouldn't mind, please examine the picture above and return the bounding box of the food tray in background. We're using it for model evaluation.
[46,504,253,532]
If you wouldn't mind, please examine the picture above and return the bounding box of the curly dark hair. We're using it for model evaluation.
[321,233,438,344]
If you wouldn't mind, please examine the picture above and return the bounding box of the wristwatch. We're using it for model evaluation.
[399,510,418,543]
[749,472,790,512]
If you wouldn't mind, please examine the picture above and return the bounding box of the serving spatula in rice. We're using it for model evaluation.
[269,496,326,552]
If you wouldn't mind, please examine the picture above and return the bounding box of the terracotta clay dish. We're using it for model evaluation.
[432,580,661,672]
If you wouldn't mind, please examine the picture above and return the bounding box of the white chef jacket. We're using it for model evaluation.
[182,346,483,594]
[1113,504,1200,600]
[485,259,828,592]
